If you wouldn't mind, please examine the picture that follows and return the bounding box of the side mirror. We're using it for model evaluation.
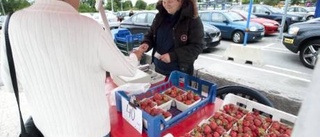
[223,20,229,24]
[265,11,271,15]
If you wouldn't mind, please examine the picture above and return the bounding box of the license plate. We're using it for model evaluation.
[284,38,294,44]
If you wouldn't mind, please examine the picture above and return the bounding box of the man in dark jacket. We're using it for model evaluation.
[138,0,204,76]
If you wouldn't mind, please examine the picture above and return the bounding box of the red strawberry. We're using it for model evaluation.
[203,125,212,134]
[176,95,183,101]
[153,93,162,100]
[209,121,218,130]
[194,95,201,100]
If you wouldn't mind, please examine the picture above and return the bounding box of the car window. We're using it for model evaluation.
[200,12,212,21]
[243,6,251,12]
[212,13,226,22]
[299,7,307,12]
[255,6,268,14]
[133,13,146,24]
[146,13,155,24]
[288,7,294,12]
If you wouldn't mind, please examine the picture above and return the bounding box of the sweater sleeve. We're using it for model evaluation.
[97,29,139,77]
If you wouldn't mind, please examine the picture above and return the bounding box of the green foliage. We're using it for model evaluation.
[1,0,31,14]
[123,1,133,11]
[78,3,96,12]
[135,0,147,10]
[290,0,301,5]
[240,0,280,6]
[263,0,280,6]
[146,3,156,10]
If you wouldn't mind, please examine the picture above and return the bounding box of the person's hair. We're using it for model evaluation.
[157,0,199,18]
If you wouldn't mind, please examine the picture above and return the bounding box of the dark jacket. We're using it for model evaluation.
[142,0,204,75]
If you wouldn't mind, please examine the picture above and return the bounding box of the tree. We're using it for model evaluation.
[146,3,156,10]
[1,0,31,14]
[78,3,96,12]
[290,0,301,5]
[263,0,280,6]
[135,0,147,10]
[123,1,133,11]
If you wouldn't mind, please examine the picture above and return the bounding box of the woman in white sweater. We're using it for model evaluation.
[1,0,146,136]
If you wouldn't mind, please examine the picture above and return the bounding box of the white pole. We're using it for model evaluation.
[278,0,290,39]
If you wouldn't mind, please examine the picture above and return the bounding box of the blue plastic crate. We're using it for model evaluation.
[114,29,143,43]
[114,29,131,43]
[115,71,217,137]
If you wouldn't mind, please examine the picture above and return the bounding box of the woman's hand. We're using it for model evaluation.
[138,43,149,53]
[160,53,171,63]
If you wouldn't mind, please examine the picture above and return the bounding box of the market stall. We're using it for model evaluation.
[106,71,297,137]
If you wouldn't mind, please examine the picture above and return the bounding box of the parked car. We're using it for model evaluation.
[230,10,279,35]
[0,15,6,29]
[116,11,132,22]
[80,11,120,29]
[119,11,221,52]
[199,10,264,43]
[282,19,320,69]
[231,4,305,31]
[286,6,315,20]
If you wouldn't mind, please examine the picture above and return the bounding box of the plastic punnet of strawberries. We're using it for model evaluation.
[221,104,249,120]
[209,112,237,131]
[151,93,171,105]
[228,111,273,137]
[164,87,185,98]
[175,91,201,105]
[138,98,156,113]
[147,108,172,119]
[266,121,293,137]
[182,123,227,137]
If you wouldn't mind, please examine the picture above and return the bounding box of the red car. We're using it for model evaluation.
[231,10,280,35]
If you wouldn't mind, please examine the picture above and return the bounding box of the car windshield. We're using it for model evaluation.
[265,5,283,13]
[235,10,258,19]
[225,12,245,21]
[306,7,315,12]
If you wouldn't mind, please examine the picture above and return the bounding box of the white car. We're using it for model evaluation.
[80,11,120,29]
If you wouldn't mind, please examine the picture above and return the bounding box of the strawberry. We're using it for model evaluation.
[153,93,162,100]
[212,132,220,137]
[176,95,183,101]
[209,121,218,130]
[203,125,212,135]
[184,100,193,105]
[194,95,201,100]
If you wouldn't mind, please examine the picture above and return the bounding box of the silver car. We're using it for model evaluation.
[286,6,315,20]
[0,15,7,29]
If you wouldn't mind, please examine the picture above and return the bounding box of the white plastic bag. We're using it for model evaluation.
[107,83,151,106]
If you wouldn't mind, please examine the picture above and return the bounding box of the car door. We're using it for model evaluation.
[209,12,231,39]
[120,13,148,34]
[253,5,274,20]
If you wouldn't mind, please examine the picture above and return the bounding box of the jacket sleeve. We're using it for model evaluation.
[170,17,204,66]
[141,14,159,52]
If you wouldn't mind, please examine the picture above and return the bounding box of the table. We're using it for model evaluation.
[106,77,223,137]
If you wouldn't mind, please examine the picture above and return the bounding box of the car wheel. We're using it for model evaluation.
[232,31,243,43]
[306,15,314,20]
[299,39,320,69]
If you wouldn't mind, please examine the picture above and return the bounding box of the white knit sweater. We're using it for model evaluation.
[1,1,139,136]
